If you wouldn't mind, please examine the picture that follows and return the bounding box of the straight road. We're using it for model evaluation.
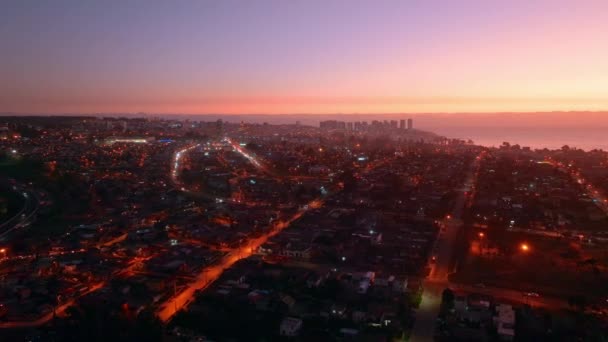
[156,199,323,322]
[410,152,483,342]
[548,159,608,216]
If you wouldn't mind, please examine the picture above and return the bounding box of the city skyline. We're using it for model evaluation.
[2,0,608,114]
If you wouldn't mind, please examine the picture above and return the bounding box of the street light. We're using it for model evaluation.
[478,232,485,238]
[520,243,530,252]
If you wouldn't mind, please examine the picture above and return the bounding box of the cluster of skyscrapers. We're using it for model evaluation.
[320,118,413,132]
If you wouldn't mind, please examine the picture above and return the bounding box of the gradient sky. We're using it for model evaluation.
[1,0,608,114]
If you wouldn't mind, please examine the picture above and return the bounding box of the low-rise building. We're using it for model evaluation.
[279,317,303,337]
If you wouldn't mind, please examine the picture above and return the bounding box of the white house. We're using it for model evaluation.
[494,304,515,341]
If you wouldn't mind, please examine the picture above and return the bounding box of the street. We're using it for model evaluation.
[156,199,323,322]
[410,152,483,342]
[157,141,325,322]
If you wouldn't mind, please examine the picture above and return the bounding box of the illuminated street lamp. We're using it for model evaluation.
[0,248,6,259]
[478,232,485,238]
[520,243,530,252]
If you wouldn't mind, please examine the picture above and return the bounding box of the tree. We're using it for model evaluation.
[131,310,163,341]
[567,295,587,311]
[339,169,357,193]
[441,288,455,310]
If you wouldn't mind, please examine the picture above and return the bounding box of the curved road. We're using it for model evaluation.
[157,139,326,322]
[0,183,39,241]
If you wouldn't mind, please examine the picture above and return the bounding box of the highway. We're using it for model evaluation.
[0,183,40,241]
[0,186,27,230]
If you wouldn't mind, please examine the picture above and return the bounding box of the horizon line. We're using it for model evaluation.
[3,110,608,117]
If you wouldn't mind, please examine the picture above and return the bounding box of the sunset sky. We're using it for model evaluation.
[1,0,608,114]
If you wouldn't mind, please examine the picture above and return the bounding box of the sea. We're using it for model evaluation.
[430,126,608,151]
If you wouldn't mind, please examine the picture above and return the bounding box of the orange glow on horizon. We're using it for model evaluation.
[5,95,608,115]
[3,1,608,115]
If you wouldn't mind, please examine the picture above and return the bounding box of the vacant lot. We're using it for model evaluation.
[452,228,608,301]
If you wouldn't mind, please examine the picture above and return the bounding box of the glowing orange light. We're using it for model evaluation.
[478,232,485,238]
[520,243,530,252]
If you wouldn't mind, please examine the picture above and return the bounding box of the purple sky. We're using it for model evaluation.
[2,0,608,114]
